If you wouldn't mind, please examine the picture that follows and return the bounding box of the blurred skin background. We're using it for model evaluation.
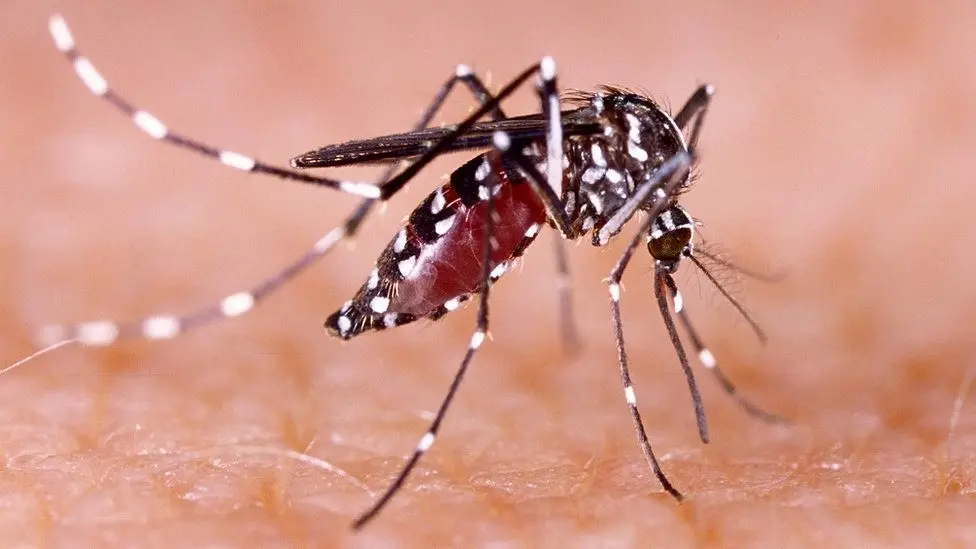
[1,1,975,547]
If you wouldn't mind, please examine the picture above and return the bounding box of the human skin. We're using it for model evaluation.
[2,1,975,547]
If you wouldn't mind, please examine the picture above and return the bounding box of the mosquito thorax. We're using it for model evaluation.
[565,90,689,246]
[646,204,695,273]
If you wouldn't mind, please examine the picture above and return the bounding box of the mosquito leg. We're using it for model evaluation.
[673,84,714,152]
[607,246,683,502]
[534,57,581,351]
[496,145,582,352]
[602,152,695,502]
[537,58,568,217]
[653,268,710,443]
[501,58,575,236]
[552,235,580,355]
[39,199,371,347]
[661,274,785,424]
[420,64,508,122]
[47,15,381,198]
[352,131,507,530]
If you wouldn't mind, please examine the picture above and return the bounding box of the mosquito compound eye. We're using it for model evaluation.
[647,227,692,262]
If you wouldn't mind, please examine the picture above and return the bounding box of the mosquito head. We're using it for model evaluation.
[646,204,695,273]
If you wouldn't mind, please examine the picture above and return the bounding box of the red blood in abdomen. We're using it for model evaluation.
[390,179,546,315]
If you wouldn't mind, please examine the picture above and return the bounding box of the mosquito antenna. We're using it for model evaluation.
[687,253,767,344]
[695,246,787,284]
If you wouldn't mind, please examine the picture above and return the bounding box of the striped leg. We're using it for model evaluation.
[352,130,510,530]
[502,58,575,236]
[38,206,364,348]
[48,15,380,198]
[673,84,714,151]
[346,61,583,520]
[481,57,580,354]
[537,58,579,353]
[493,56,579,352]
[352,58,581,526]
[552,235,581,355]
[604,152,694,502]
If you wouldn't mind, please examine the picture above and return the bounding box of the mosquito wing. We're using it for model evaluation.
[290,108,601,169]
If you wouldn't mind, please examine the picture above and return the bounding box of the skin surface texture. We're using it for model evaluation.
[2,1,975,547]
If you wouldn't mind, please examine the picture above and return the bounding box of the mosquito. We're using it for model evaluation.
[25,14,783,530]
